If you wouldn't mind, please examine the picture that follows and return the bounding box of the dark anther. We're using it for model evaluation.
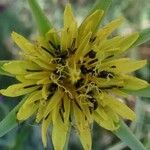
[49,83,58,93]
[37,87,42,90]
[88,98,98,110]
[61,99,65,113]
[105,55,114,59]
[99,85,123,90]
[57,58,66,65]
[110,65,116,68]
[74,99,82,111]
[59,50,68,59]
[47,93,54,100]
[49,40,58,50]
[59,109,64,122]
[97,70,114,78]
[88,58,98,65]
[23,84,37,89]
[80,65,89,74]
[85,50,96,59]
[87,90,94,96]
[41,46,55,57]
[53,69,60,76]
[75,78,84,89]
[89,107,93,114]
[26,69,43,72]
[89,36,97,43]
[44,113,50,120]
[68,38,77,54]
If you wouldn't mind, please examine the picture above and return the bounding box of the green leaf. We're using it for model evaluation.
[90,0,113,15]
[28,0,52,35]
[113,121,146,150]
[0,96,27,137]
[123,86,150,98]
[0,61,12,76]
[132,27,150,47]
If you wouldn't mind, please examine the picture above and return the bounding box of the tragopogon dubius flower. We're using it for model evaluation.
[0,3,148,150]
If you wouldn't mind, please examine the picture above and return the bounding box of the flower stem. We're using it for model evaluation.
[113,121,146,150]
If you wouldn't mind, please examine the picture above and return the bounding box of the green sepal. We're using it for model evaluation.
[90,0,113,15]
[28,0,52,35]
[122,86,150,98]
[0,96,27,137]
[132,27,150,47]
[0,61,13,76]
[113,120,146,150]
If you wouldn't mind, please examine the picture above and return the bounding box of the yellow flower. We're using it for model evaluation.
[0,4,148,150]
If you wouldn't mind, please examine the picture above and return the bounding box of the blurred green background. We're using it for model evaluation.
[0,0,150,150]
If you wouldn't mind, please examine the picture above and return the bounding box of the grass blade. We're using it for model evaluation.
[28,0,52,35]
[0,96,27,137]
[113,121,146,150]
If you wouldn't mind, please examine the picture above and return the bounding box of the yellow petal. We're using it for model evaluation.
[123,75,149,90]
[78,10,104,39]
[118,32,139,52]
[2,61,41,75]
[44,89,64,118]
[46,28,60,46]
[61,3,77,50]
[96,17,124,41]
[100,58,147,73]
[36,100,47,123]
[0,83,39,97]
[74,32,92,62]
[11,31,35,53]
[104,94,136,120]
[52,99,70,150]
[41,114,51,147]
[73,104,92,150]
[93,111,118,131]
[17,97,38,120]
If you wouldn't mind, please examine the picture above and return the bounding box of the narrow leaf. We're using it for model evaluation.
[0,61,12,76]
[0,96,27,137]
[28,0,52,35]
[132,27,150,47]
[90,0,113,15]
[113,121,146,150]
[123,86,150,98]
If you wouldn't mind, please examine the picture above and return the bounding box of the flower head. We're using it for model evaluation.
[0,3,148,150]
